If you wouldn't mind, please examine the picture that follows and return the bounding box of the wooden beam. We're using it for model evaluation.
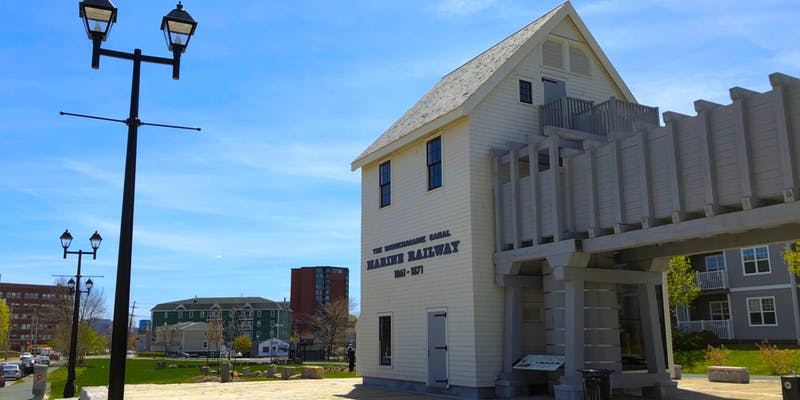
[694,100,720,217]
[729,90,758,210]
[769,77,798,202]
[637,131,654,228]
[492,151,505,252]
[553,266,662,284]
[610,141,626,233]
[508,145,521,250]
[585,144,600,238]
[528,140,542,244]
[666,120,685,223]
[549,135,564,241]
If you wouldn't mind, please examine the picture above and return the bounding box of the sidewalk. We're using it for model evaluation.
[65,376,784,400]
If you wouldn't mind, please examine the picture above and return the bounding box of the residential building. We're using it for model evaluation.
[676,243,800,342]
[0,282,68,351]
[150,297,291,355]
[290,266,349,336]
[351,1,800,399]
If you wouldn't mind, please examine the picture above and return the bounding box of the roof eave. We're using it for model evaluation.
[351,106,466,171]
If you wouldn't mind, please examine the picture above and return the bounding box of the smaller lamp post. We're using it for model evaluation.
[60,229,102,399]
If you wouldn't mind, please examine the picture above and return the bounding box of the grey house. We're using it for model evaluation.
[677,243,800,342]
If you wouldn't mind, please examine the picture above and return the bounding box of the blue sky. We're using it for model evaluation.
[0,0,798,321]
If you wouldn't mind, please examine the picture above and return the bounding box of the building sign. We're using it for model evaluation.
[367,230,460,279]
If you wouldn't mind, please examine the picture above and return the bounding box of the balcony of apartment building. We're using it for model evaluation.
[674,254,732,339]
[538,96,659,139]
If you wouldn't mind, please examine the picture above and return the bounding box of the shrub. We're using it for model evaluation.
[705,344,730,366]
[672,329,720,351]
[756,340,793,375]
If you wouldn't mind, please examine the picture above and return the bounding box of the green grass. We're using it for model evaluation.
[47,358,357,399]
[675,344,800,375]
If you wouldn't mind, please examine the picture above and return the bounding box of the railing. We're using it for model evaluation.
[676,319,733,339]
[695,269,728,290]
[539,97,594,131]
[539,96,659,138]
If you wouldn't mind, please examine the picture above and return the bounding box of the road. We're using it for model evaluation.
[0,366,56,400]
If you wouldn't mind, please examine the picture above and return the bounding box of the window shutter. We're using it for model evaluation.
[542,40,563,69]
[569,46,590,76]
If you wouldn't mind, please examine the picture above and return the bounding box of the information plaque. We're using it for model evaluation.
[512,354,565,371]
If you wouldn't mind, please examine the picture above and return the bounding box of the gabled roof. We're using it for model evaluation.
[351,1,634,170]
[151,297,288,312]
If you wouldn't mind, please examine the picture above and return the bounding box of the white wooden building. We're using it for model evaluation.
[352,1,800,399]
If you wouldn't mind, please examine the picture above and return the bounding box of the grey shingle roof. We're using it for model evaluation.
[351,2,566,169]
[151,297,288,312]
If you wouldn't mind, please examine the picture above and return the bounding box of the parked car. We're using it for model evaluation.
[35,356,50,366]
[3,364,22,381]
[168,352,191,359]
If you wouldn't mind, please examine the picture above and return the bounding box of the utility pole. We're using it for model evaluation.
[128,301,136,350]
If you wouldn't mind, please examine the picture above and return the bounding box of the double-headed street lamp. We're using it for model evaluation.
[74,2,199,399]
[59,229,102,399]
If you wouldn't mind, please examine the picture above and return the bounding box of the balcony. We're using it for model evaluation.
[695,269,728,290]
[676,319,733,340]
[538,96,659,139]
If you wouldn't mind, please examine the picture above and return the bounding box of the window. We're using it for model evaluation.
[709,301,730,320]
[379,161,391,208]
[747,297,777,326]
[569,46,590,76]
[742,246,770,274]
[518,80,532,104]
[200,311,205,318]
[705,254,725,271]
[542,40,563,69]
[177,311,183,319]
[379,315,392,366]
[427,137,442,190]
[188,311,193,318]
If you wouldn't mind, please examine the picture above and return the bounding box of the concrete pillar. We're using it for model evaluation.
[495,274,542,398]
[639,283,677,399]
[554,278,585,400]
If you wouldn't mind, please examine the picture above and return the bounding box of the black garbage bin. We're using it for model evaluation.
[782,375,800,399]
[578,368,612,400]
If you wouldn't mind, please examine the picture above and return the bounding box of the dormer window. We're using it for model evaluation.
[542,40,563,69]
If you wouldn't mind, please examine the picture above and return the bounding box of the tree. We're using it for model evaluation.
[154,324,180,355]
[47,281,108,363]
[232,335,252,356]
[0,300,9,353]
[205,319,224,358]
[312,298,356,359]
[783,242,800,277]
[665,256,700,313]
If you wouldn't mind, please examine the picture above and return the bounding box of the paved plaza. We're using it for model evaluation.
[61,376,784,400]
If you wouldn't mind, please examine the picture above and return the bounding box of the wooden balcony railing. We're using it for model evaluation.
[539,96,659,139]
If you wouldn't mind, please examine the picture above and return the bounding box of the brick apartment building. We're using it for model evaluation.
[290,266,349,336]
[0,282,68,351]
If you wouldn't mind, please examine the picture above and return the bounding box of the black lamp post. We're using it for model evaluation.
[76,2,198,399]
[60,229,102,399]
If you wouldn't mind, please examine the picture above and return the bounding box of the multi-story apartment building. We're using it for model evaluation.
[290,266,349,336]
[676,243,800,342]
[150,297,291,354]
[0,282,68,351]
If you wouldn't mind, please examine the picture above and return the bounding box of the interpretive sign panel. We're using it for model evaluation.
[512,355,565,371]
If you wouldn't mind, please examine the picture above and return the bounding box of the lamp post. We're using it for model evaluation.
[75,2,198,399]
[60,229,102,399]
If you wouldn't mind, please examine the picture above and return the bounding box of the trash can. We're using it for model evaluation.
[782,375,800,400]
[578,368,612,400]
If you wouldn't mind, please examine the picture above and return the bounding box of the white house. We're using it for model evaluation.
[352,1,800,399]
